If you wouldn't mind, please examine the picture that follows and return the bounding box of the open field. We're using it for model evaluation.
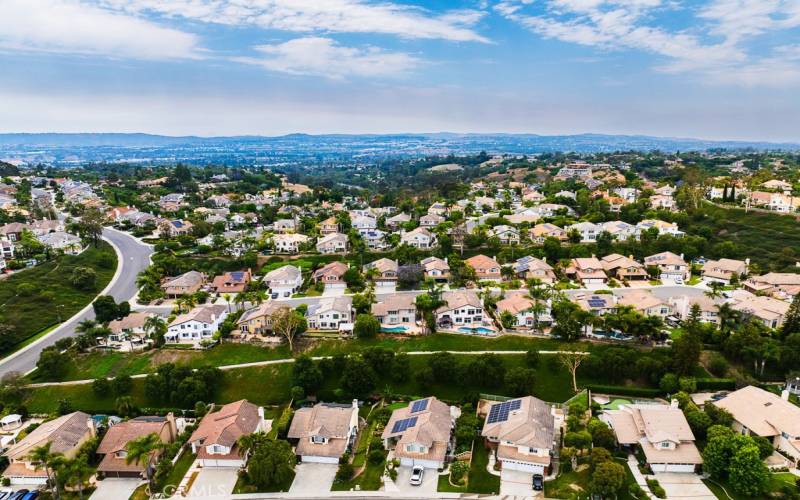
[0,243,117,351]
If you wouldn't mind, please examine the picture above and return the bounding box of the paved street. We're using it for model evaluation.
[0,227,153,377]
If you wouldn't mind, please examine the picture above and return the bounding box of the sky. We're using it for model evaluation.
[1,0,800,141]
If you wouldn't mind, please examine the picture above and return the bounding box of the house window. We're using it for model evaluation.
[312,436,326,444]
[660,442,670,448]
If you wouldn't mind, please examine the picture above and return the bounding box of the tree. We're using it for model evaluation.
[729,444,769,496]
[92,295,123,323]
[28,442,64,500]
[270,307,306,351]
[60,455,92,500]
[563,430,592,452]
[292,355,323,394]
[504,367,536,396]
[551,300,589,341]
[558,351,586,392]
[591,461,626,497]
[144,315,167,347]
[353,314,380,339]
[70,267,97,291]
[36,347,68,380]
[671,331,701,376]
[78,207,105,246]
[116,396,136,417]
[341,356,377,397]
[247,439,295,490]
[781,293,800,338]
[126,433,164,494]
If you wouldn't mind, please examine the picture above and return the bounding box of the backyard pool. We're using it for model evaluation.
[458,326,494,335]
[381,326,409,333]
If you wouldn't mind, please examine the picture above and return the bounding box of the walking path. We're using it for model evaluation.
[627,455,656,500]
[24,349,590,387]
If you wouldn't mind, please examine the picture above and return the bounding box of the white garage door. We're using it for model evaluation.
[301,455,339,464]
[399,457,441,469]
[502,460,545,474]
[652,463,696,473]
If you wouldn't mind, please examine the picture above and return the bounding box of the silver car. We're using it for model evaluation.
[409,465,425,486]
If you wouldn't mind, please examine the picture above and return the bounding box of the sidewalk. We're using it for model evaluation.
[627,455,656,499]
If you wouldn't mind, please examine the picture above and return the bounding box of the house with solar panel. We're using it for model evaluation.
[211,269,252,294]
[481,396,557,475]
[381,397,456,469]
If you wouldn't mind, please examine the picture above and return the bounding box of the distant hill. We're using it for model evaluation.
[0,161,20,176]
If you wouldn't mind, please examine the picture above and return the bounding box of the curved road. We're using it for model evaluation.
[0,227,153,376]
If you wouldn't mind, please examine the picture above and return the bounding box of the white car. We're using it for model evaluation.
[674,277,684,284]
[409,466,425,486]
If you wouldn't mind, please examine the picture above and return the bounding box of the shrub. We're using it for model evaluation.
[679,377,697,393]
[335,463,354,484]
[450,461,469,484]
[695,378,736,391]
[92,378,111,397]
[646,478,666,499]
[707,353,729,377]
[586,385,662,397]
[15,284,35,297]
[367,449,385,465]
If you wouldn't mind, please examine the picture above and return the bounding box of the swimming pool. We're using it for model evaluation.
[458,326,494,334]
[381,326,408,333]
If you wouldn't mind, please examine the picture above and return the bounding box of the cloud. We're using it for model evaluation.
[0,0,201,60]
[234,37,421,79]
[496,0,800,86]
[97,0,489,43]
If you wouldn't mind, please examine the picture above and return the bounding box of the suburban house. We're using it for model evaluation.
[107,311,155,350]
[3,412,94,485]
[599,220,637,240]
[264,265,303,298]
[529,223,567,244]
[288,400,360,463]
[189,400,268,468]
[364,258,399,282]
[381,397,456,469]
[668,295,720,324]
[566,257,608,285]
[165,304,228,345]
[163,219,193,237]
[37,231,83,254]
[97,414,178,478]
[489,225,520,245]
[496,294,552,329]
[419,213,445,228]
[352,215,378,234]
[436,291,484,329]
[636,219,684,239]
[713,386,800,466]
[306,296,354,331]
[371,293,417,327]
[465,254,502,282]
[418,256,449,283]
[400,227,437,249]
[481,396,557,475]
[701,258,749,284]
[273,218,298,233]
[318,216,340,235]
[272,233,310,254]
[600,254,648,281]
[568,221,602,243]
[386,212,411,230]
[644,252,690,281]
[313,261,349,292]
[601,401,702,473]
[316,233,349,254]
[161,271,206,298]
[573,293,617,316]
[617,290,673,319]
[236,302,287,336]
[211,269,252,294]
[728,291,791,329]
[512,256,556,283]
[744,273,800,298]
[362,229,389,250]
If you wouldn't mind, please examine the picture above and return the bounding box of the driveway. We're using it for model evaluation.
[89,478,144,500]
[394,466,437,495]
[288,463,338,496]
[500,469,539,497]
[186,468,238,498]
[654,472,716,499]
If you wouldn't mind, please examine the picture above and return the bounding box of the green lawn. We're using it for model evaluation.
[0,243,117,352]
[233,471,295,493]
[157,451,196,494]
[437,472,468,493]
[467,440,500,495]
[701,474,796,500]
[545,468,590,498]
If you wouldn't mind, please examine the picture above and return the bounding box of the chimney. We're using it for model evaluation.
[670,399,679,409]
[258,406,265,420]
[352,399,359,409]
[542,256,547,263]
[444,257,448,264]
[781,390,790,401]
[166,412,178,440]
[680,253,684,260]
[87,417,97,437]
[745,258,750,266]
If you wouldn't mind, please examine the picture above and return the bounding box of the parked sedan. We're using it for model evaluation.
[409,466,425,486]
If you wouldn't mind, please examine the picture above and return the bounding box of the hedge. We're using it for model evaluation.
[586,385,663,398]
[694,378,736,391]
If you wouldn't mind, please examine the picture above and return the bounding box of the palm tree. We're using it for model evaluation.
[28,442,64,500]
[222,293,232,313]
[705,281,725,299]
[716,302,740,336]
[250,289,267,306]
[74,319,97,335]
[125,433,165,495]
[233,292,247,311]
[144,316,167,347]
[116,396,136,418]
[60,455,92,500]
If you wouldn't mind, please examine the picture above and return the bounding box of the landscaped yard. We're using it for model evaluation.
[0,242,117,352]
[467,440,500,495]
[233,471,295,493]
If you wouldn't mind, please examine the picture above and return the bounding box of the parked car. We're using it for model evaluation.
[532,474,544,491]
[410,465,425,486]
[9,490,28,500]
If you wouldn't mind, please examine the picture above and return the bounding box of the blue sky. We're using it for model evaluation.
[1,0,799,141]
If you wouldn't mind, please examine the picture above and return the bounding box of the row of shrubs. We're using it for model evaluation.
[587,377,735,398]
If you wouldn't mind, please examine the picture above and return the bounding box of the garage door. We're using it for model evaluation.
[399,457,441,469]
[302,455,339,464]
[502,460,545,474]
[652,463,696,473]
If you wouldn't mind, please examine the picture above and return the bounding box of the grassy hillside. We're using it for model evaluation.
[0,242,117,351]
[691,204,800,272]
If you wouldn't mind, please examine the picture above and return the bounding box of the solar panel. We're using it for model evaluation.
[588,299,605,307]
[391,416,418,433]
[411,399,428,413]
[486,399,522,424]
